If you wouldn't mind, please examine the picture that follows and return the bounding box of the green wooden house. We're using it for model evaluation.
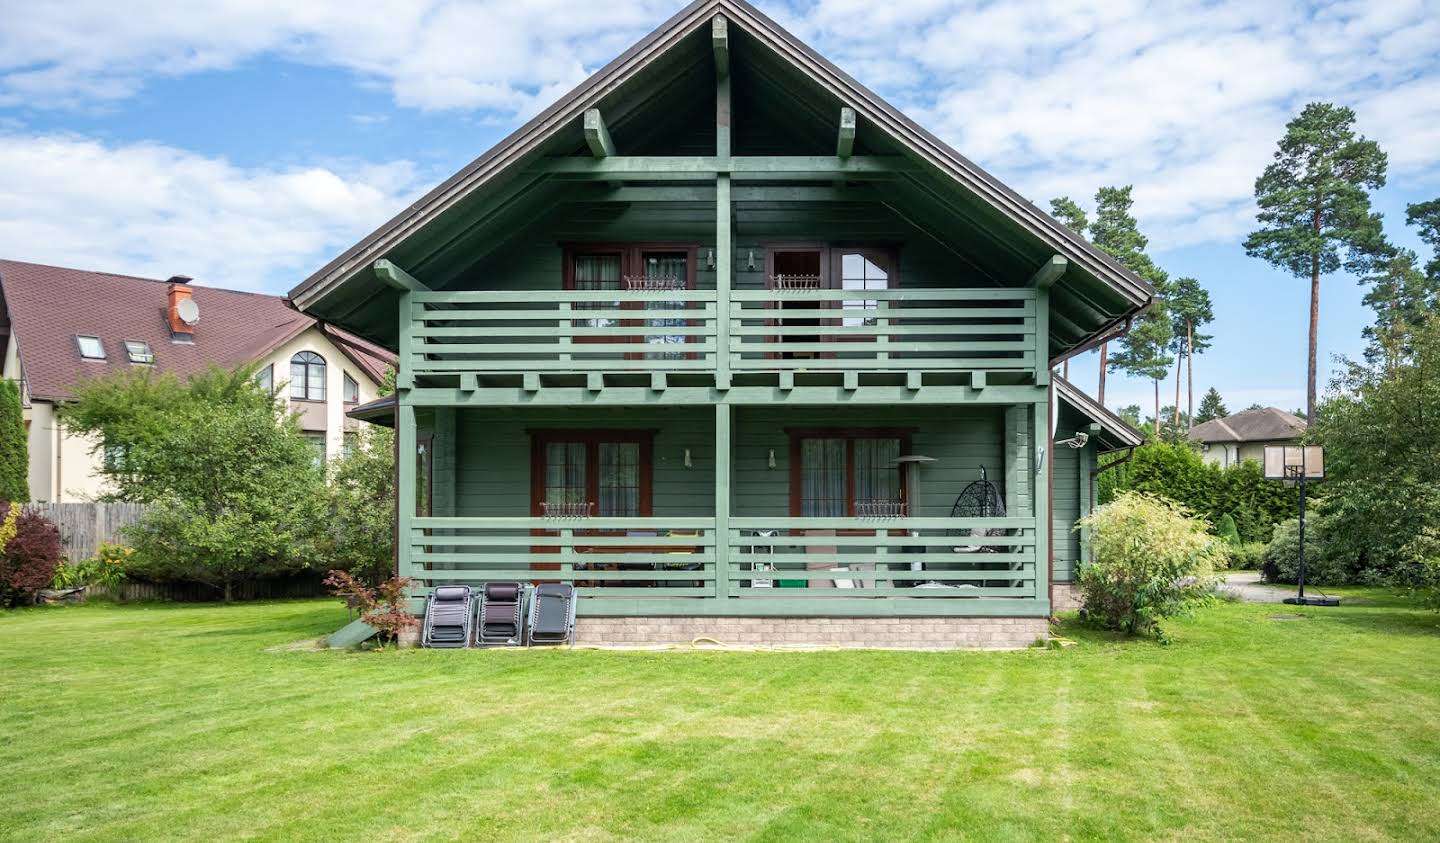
[290,0,1150,647]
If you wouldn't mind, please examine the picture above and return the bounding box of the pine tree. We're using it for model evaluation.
[0,379,29,502]
[1167,276,1215,427]
[1090,186,1171,412]
[1244,102,1387,424]
[1195,388,1227,424]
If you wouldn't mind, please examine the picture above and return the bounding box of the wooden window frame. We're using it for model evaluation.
[527,428,658,518]
[561,242,700,359]
[785,427,914,518]
[763,243,900,357]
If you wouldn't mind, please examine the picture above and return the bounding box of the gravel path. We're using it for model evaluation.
[1218,571,1296,603]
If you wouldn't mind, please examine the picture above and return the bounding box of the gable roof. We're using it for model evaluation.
[1188,407,1306,444]
[289,0,1151,353]
[0,259,394,402]
[1054,375,1145,451]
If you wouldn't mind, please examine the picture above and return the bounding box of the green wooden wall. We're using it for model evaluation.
[1050,402,1100,583]
[446,405,1008,520]
[451,199,1000,293]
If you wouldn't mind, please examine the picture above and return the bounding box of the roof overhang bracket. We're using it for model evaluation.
[1028,255,1067,289]
[583,108,616,158]
[374,259,430,293]
[712,15,729,78]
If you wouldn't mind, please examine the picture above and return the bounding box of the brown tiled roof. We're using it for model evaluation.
[1188,407,1306,444]
[0,259,395,401]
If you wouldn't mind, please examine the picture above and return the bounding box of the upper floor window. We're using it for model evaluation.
[255,363,274,395]
[76,335,106,360]
[343,372,359,404]
[290,351,326,401]
[836,249,893,326]
[123,340,154,364]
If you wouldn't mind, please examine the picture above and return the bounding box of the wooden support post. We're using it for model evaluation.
[375,259,430,292]
[397,394,416,584]
[907,371,922,391]
[714,403,732,601]
[522,373,540,393]
[836,106,856,158]
[844,371,859,392]
[1033,390,1052,609]
[650,372,667,392]
[972,371,987,391]
[779,371,795,391]
[582,108,615,158]
[459,374,478,393]
[587,373,604,392]
[1035,280,1052,386]
[715,173,732,390]
[712,15,729,78]
[396,291,415,390]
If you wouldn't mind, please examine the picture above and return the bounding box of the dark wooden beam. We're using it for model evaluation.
[1028,255,1067,289]
[836,107,856,158]
[374,259,429,292]
[712,15,729,77]
[582,108,615,158]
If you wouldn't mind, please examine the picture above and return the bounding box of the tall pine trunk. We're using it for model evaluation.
[1172,350,1182,431]
[1186,319,1195,425]
[1307,205,1321,424]
[1098,342,1108,405]
[1153,377,1161,436]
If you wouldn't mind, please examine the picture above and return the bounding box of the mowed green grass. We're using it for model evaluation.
[3,593,1439,842]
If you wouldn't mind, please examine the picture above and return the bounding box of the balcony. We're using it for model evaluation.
[404,286,1039,384]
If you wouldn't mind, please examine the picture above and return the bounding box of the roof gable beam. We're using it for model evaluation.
[1028,255,1066,289]
[373,260,430,292]
[712,14,729,77]
[582,108,616,158]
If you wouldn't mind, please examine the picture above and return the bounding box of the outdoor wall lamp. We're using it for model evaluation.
[706,249,715,269]
[747,249,757,271]
[683,448,693,469]
[767,448,777,469]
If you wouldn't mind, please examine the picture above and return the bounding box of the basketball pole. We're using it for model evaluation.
[1296,458,1308,602]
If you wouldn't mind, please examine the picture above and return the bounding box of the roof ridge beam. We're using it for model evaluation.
[712,15,729,78]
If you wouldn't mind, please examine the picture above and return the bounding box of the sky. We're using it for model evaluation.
[1,0,1437,415]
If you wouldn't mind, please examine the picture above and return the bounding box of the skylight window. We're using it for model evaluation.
[76,336,106,360]
[124,340,154,364]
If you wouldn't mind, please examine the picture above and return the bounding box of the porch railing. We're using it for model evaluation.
[405,287,1036,378]
[406,515,1039,608]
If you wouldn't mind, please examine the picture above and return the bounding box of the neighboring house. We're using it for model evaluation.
[0,259,395,502]
[1189,407,1306,468]
[289,0,1153,647]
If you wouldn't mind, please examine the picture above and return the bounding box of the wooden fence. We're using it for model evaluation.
[24,502,148,561]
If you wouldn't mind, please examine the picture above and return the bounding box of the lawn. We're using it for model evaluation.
[3,593,1439,842]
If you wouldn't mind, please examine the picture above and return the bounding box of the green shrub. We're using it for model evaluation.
[1261,516,1354,585]
[1229,542,1267,570]
[1215,513,1241,545]
[1076,492,1226,641]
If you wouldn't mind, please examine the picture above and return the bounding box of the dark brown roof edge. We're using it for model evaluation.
[288,0,1153,314]
[1054,374,1145,449]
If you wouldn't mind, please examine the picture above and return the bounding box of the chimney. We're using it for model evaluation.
[166,277,198,335]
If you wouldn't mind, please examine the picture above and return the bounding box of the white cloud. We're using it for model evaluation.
[0,0,1436,262]
[0,0,676,114]
[0,133,419,293]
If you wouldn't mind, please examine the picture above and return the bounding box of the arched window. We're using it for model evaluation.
[290,351,326,401]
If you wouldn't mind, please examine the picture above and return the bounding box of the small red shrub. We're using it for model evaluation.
[324,569,417,644]
[0,504,63,607]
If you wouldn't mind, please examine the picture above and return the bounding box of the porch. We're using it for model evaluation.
[402,402,1049,618]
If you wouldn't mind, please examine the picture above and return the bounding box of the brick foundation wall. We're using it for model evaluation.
[575,616,1049,650]
[1051,583,1082,612]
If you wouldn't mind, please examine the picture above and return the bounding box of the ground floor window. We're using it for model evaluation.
[788,428,909,517]
[529,429,655,517]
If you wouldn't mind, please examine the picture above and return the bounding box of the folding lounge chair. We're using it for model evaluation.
[421,585,473,648]
[527,583,576,646]
[475,582,526,646]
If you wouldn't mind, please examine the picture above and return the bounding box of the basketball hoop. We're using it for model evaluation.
[1263,445,1338,607]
